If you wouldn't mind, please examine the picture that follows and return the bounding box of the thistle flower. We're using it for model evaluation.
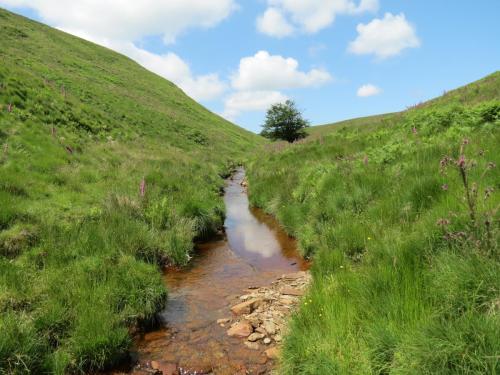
[441,184,448,191]
[457,155,466,168]
[412,127,418,135]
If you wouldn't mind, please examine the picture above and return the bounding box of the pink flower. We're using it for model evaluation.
[412,127,418,135]
[140,177,146,197]
[457,155,466,168]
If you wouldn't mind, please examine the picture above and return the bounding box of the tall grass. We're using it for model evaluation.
[247,98,499,374]
[0,8,261,373]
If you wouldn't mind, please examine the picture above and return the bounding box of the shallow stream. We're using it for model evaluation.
[126,168,307,374]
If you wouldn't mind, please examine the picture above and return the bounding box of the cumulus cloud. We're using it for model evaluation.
[222,50,331,120]
[256,7,295,38]
[222,90,288,121]
[257,0,378,37]
[231,51,332,91]
[0,0,236,44]
[357,84,381,97]
[348,13,420,59]
[128,49,227,101]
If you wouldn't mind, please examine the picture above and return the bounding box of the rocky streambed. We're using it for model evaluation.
[116,168,309,375]
[223,271,311,359]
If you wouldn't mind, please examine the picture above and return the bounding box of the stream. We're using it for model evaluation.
[124,168,308,374]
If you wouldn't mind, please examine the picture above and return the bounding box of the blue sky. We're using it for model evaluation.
[1,1,499,133]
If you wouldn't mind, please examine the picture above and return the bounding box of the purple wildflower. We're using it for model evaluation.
[140,177,146,197]
[457,155,466,168]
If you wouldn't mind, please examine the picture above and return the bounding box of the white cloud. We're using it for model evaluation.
[258,0,378,37]
[0,0,236,44]
[231,51,332,91]
[348,13,420,59]
[257,7,295,38]
[357,84,381,97]
[222,90,288,120]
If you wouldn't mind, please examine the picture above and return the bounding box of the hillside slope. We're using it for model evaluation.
[247,73,499,374]
[309,71,500,137]
[0,8,262,374]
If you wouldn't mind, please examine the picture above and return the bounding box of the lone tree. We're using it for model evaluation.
[261,100,309,143]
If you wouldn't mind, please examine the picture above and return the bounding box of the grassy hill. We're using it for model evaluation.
[309,71,500,137]
[0,8,262,373]
[247,73,499,374]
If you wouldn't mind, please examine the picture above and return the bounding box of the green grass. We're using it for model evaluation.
[0,8,262,374]
[247,73,499,374]
[309,72,500,138]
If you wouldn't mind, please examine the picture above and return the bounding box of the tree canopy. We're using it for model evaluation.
[261,100,309,143]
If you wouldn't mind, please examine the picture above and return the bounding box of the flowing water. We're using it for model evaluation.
[127,168,308,374]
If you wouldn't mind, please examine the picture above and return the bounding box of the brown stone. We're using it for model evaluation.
[247,332,265,342]
[217,318,230,324]
[231,298,262,315]
[262,321,276,335]
[227,321,253,337]
[265,347,280,360]
[281,287,304,296]
[281,271,306,280]
[244,341,260,350]
[151,360,178,375]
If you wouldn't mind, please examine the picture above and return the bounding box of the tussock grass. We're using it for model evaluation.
[0,8,262,373]
[247,75,499,374]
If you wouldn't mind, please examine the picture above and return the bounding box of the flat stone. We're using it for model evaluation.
[247,332,265,342]
[281,271,306,280]
[231,298,263,315]
[281,287,304,296]
[265,347,280,360]
[280,297,295,306]
[262,321,276,335]
[255,326,267,334]
[244,341,260,350]
[227,321,253,337]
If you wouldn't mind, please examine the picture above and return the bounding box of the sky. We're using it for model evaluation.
[1,1,499,133]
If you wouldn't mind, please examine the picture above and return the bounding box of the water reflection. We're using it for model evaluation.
[126,168,308,374]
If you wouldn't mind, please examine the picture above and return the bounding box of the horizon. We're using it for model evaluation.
[2,1,499,133]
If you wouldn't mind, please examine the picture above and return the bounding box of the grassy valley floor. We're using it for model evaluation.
[247,72,500,374]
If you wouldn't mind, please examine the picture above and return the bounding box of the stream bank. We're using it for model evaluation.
[117,168,309,375]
